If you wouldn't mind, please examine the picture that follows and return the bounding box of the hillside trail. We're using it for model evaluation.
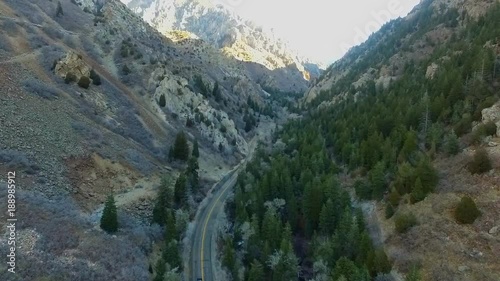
[0,49,42,64]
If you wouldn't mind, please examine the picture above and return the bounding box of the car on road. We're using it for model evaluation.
[196,278,202,281]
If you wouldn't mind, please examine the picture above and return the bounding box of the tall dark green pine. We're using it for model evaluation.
[370,161,386,200]
[163,240,181,270]
[187,157,199,191]
[153,258,166,281]
[159,94,166,107]
[173,131,189,161]
[100,194,118,233]
[192,139,199,158]
[152,177,173,225]
[173,174,187,207]
[247,260,264,281]
[56,1,64,17]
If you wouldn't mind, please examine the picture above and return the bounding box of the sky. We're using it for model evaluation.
[215,0,421,65]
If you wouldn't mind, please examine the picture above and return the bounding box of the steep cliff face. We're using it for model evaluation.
[120,0,322,93]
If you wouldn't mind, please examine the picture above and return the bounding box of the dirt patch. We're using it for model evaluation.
[66,153,142,211]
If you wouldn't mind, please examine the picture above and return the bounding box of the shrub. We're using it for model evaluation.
[0,149,39,173]
[470,122,497,145]
[42,25,64,40]
[468,148,492,174]
[23,78,60,100]
[89,69,101,85]
[395,212,417,233]
[0,34,12,52]
[77,76,91,89]
[385,203,395,219]
[354,179,372,200]
[65,72,77,84]
[122,64,131,75]
[125,149,154,175]
[455,196,481,224]
[2,19,19,36]
[454,115,472,137]
[483,121,498,136]
[405,265,422,281]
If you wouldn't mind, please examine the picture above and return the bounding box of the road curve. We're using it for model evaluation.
[188,140,256,281]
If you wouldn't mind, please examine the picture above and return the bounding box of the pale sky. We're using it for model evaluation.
[215,0,421,65]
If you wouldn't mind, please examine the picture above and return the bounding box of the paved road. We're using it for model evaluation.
[188,140,257,281]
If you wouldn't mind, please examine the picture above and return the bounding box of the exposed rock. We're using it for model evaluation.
[489,226,499,235]
[121,0,322,92]
[458,265,470,272]
[152,72,248,154]
[54,51,91,81]
[426,63,439,79]
[481,102,500,136]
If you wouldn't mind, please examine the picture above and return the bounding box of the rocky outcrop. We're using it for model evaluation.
[149,68,248,154]
[426,63,439,79]
[120,0,322,93]
[54,51,91,81]
[481,101,500,137]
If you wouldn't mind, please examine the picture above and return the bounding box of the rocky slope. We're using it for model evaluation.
[0,0,291,279]
[304,0,499,105]
[120,0,322,93]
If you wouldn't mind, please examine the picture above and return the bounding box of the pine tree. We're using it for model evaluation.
[261,207,282,251]
[153,258,166,281]
[186,157,199,191]
[319,199,336,235]
[222,238,237,278]
[152,177,173,225]
[163,240,181,270]
[192,139,199,158]
[100,194,118,233]
[168,146,174,161]
[411,177,425,203]
[159,94,166,107]
[370,161,386,200]
[173,174,187,207]
[247,260,264,281]
[165,210,177,242]
[56,1,64,17]
[373,248,392,274]
[444,130,460,155]
[173,131,189,161]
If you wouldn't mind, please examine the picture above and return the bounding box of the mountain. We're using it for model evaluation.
[0,0,295,279]
[304,0,499,106]
[120,0,323,93]
[267,0,499,279]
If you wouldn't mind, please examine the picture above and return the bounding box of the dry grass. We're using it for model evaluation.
[378,146,500,281]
